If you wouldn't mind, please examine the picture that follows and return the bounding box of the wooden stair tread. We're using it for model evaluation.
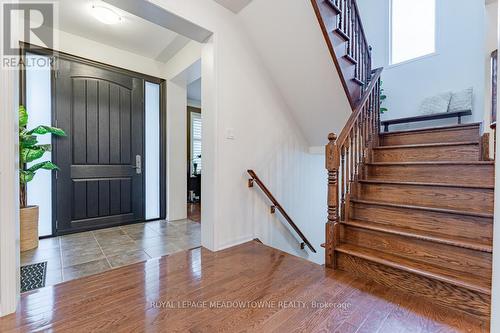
[326,0,341,14]
[343,220,492,253]
[350,199,493,218]
[336,243,491,295]
[333,28,349,41]
[379,122,481,136]
[343,54,357,64]
[367,161,494,166]
[373,141,478,150]
[359,179,494,190]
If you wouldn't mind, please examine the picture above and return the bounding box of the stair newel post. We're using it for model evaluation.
[362,106,367,163]
[326,133,340,269]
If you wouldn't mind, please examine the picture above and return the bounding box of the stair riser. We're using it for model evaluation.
[350,202,493,244]
[356,183,493,214]
[380,127,480,146]
[366,164,494,187]
[373,145,479,162]
[340,225,492,279]
[336,252,490,319]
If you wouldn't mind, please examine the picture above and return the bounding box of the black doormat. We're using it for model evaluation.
[21,262,47,293]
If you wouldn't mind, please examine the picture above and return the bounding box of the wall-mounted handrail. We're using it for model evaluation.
[325,67,383,268]
[247,170,317,253]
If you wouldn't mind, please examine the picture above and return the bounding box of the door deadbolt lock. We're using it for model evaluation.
[133,155,142,174]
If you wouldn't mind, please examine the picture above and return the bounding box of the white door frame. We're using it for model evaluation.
[0,68,21,316]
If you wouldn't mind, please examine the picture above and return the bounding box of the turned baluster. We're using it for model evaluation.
[350,131,355,182]
[354,121,359,175]
[326,133,340,269]
[337,0,343,31]
[340,144,346,221]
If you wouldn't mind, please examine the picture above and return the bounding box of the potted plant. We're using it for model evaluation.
[19,105,66,252]
[380,81,388,114]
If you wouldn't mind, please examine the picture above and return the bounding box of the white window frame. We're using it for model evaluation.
[388,0,438,68]
[190,111,202,177]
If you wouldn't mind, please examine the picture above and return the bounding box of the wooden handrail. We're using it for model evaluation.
[325,67,383,268]
[247,170,317,253]
[337,67,383,145]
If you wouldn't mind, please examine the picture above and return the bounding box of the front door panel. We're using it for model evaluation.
[54,59,144,234]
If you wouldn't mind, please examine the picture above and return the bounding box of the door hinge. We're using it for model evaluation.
[55,70,60,79]
[55,170,58,179]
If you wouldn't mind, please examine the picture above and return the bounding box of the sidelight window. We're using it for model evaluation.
[145,82,161,220]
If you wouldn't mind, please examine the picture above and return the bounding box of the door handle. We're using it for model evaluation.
[132,155,142,174]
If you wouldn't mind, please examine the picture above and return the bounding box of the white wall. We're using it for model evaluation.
[166,78,188,221]
[0,69,20,316]
[239,0,351,147]
[154,0,328,263]
[358,0,486,129]
[163,41,202,222]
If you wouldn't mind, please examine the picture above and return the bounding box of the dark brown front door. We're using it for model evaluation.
[54,59,144,234]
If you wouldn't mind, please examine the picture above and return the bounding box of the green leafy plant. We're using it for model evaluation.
[380,81,388,114]
[19,105,66,208]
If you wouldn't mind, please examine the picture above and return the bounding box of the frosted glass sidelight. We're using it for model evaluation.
[26,53,53,236]
[145,82,161,220]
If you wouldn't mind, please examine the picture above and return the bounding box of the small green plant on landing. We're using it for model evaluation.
[19,105,66,208]
[380,80,388,114]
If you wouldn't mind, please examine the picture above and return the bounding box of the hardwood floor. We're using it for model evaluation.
[188,202,201,223]
[0,241,487,332]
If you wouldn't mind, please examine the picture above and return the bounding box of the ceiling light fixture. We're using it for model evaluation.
[91,4,122,25]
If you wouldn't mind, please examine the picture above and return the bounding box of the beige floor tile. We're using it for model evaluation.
[61,247,104,268]
[37,237,60,250]
[133,235,173,249]
[143,242,182,258]
[96,234,134,245]
[123,227,161,241]
[21,247,61,265]
[60,232,98,249]
[92,226,124,235]
[93,229,127,243]
[33,219,201,285]
[63,259,110,281]
[99,240,142,257]
[107,250,151,268]
[174,238,202,251]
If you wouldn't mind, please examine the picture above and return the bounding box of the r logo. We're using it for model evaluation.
[2,2,54,56]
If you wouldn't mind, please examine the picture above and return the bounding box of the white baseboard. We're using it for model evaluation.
[216,235,255,251]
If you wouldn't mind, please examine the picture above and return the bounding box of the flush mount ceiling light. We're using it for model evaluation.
[91,4,122,25]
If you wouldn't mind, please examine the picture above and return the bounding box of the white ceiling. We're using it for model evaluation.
[213,0,253,13]
[55,0,190,62]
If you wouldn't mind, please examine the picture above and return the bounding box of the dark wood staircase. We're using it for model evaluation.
[334,122,494,319]
[311,0,494,319]
[311,0,372,108]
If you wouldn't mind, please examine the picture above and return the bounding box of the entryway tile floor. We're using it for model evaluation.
[20,219,201,289]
